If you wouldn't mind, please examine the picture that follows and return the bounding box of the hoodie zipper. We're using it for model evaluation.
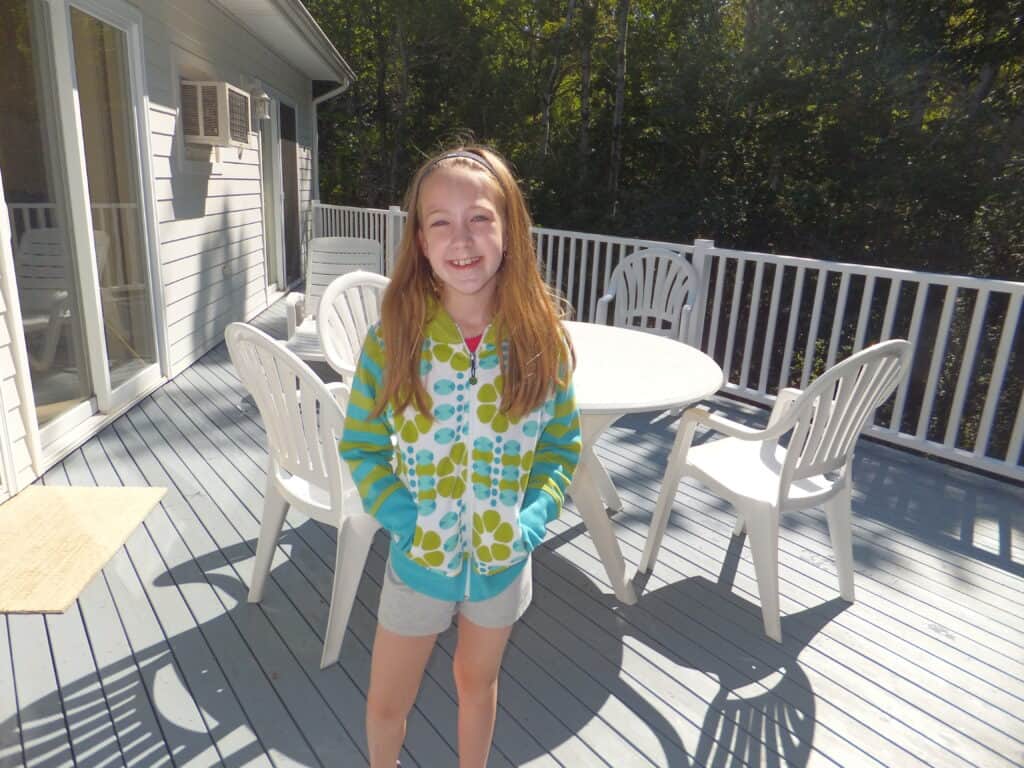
[456,323,488,600]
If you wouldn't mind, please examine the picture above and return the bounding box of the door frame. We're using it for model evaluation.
[6,0,166,466]
[277,98,302,287]
[256,82,294,293]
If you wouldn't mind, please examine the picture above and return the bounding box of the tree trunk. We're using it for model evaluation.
[608,0,630,218]
[578,0,594,172]
[388,9,408,200]
[541,0,576,157]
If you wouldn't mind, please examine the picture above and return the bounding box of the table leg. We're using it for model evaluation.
[569,412,636,604]
[588,445,623,512]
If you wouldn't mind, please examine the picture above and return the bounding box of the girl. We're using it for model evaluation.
[339,145,581,768]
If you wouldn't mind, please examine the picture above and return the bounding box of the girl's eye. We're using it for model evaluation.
[429,219,449,228]
[472,214,492,223]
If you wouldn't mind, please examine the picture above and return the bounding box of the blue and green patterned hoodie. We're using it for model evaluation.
[339,301,581,602]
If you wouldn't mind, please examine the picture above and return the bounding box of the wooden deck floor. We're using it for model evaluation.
[2,302,1022,768]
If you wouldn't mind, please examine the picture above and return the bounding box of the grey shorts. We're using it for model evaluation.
[377,557,533,636]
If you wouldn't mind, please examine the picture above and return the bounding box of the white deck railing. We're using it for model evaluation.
[326,202,1024,482]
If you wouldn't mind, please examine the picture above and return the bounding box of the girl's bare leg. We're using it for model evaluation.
[452,617,513,768]
[366,626,438,768]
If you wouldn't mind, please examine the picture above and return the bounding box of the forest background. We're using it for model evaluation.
[305,0,1022,281]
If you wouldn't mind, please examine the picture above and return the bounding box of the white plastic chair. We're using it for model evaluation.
[639,339,913,642]
[317,270,390,378]
[595,247,702,343]
[16,227,109,371]
[285,236,383,362]
[225,322,380,668]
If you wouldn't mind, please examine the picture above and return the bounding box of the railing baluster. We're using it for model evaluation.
[826,271,850,368]
[722,257,745,385]
[944,288,989,449]
[853,274,876,352]
[740,259,764,391]
[975,292,1021,458]
[757,264,784,394]
[801,269,828,390]
[778,266,805,391]
[915,284,958,439]
[707,253,727,364]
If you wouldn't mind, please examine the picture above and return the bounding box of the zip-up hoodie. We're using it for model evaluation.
[339,302,581,601]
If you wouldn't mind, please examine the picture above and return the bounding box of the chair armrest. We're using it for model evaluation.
[768,387,802,428]
[325,380,351,410]
[286,293,305,337]
[595,293,614,326]
[683,406,765,440]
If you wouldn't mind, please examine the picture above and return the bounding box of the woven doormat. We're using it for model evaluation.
[0,485,166,613]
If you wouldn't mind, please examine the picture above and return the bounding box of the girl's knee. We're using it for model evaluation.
[366,687,414,725]
[452,654,500,700]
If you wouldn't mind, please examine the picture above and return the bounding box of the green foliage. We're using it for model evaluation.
[306,0,1023,279]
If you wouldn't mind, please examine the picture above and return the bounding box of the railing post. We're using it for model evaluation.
[386,205,402,275]
[311,199,320,239]
[690,239,714,349]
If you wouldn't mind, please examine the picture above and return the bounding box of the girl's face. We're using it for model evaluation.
[417,165,505,313]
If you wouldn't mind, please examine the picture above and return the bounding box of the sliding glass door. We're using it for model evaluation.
[69,5,156,391]
[0,0,158,450]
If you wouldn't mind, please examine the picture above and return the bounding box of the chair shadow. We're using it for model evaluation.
[519,538,842,768]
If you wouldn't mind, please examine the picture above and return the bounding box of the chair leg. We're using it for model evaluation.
[743,501,782,642]
[320,514,379,669]
[824,485,856,602]
[638,417,698,574]
[248,480,289,604]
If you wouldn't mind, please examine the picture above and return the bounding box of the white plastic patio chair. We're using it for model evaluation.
[638,339,913,642]
[15,227,109,371]
[225,322,380,668]
[285,236,383,362]
[595,247,702,343]
[317,270,390,378]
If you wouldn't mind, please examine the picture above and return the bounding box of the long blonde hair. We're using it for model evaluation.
[374,145,573,421]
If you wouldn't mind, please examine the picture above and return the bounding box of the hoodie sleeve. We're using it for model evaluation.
[519,375,582,551]
[339,327,418,544]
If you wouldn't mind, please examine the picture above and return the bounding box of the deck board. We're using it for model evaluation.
[2,299,1023,768]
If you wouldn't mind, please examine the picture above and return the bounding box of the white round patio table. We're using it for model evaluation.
[564,320,724,603]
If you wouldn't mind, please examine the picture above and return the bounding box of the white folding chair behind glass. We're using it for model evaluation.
[225,322,380,668]
[285,236,383,362]
[639,339,912,642]
[318,270,390,378]
[595,247,701,343]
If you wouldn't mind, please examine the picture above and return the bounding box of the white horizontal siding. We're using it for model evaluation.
[135,0,320,376]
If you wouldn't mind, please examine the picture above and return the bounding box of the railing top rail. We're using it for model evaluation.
[710,245,1024,292]
[531,225,697,254]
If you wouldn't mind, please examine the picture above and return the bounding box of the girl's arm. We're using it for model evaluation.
[339,327,419,546]
[519,376,582,551]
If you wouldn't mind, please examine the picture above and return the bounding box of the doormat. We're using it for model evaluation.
[0,485,166,613]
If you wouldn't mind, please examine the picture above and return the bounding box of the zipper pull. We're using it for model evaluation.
[469,352,477,385]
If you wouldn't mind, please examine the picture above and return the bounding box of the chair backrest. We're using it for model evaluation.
[318,270,391,377]
[15,227,110,310]
[607,247,701,340]
[781,339,912,488]
[305,237,383,319]
[225,322,347,493]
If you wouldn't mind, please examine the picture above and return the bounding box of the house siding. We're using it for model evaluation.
[0,0,328,494]
[135,0,319,374]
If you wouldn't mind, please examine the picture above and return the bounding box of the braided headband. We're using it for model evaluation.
[413,151,502,205]
[425,150,499,178]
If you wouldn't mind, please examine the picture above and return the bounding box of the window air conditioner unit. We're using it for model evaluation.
[180,80,251,148]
